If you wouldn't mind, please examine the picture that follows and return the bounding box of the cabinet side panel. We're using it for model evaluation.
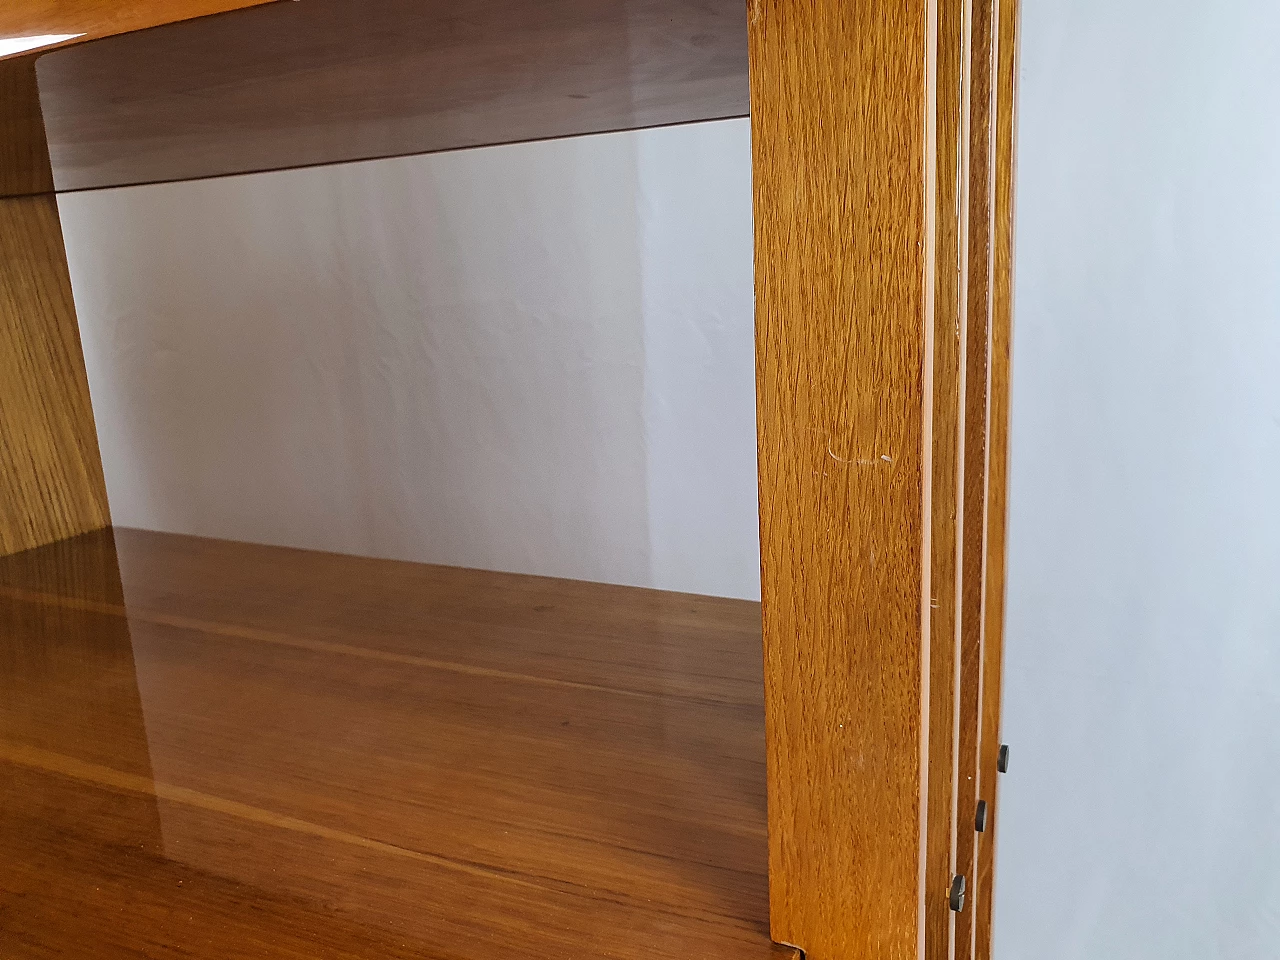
[749,2,936,957]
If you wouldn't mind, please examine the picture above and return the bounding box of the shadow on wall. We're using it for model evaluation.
[59,119,759,600]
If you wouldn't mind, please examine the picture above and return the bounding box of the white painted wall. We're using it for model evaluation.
[996,2,1280,957]
[59,119,762,600]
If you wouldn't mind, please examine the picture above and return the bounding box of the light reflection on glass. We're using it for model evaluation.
[0,34,84,59]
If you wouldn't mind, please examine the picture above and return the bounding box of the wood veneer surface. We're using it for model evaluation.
[748,2,935,958]
[0,528,796,960]
[0,193,111,557]
[35,0,750,193]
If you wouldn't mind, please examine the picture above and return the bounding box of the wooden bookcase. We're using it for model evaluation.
[0,2,1020,957]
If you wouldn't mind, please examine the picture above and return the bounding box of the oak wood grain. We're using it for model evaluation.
[749,2,936,957]
[0,194,111,557]
[926,0,972,956]
[0,57,54,197]
[36,0,749,192]
[0,0,277,61]
[975,1,1020,956]
[0,527,800,960]
[0,53,110,557]
[955,0,1000,956]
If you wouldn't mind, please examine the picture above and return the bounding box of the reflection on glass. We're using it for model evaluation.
[0,34,82,58]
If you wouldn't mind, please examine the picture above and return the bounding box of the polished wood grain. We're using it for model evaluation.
[0,526,153,778]
[749,2,936,957]
[0,527,800,960]
[0,192,111,557]
[0,0,276,61]
[955,0,1000,956]
[0,53,111,557]
[926,0,972,957]
[35,0,749,193]
[974,2,1020,956]
[0,57,53,197]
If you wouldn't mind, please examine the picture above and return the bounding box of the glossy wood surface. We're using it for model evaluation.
[974,2,1020,956]
[749,2,935,957]
[0,527,798,960]
[0,55,111,558]
[955,0,1000,955]
[35,0,749,193]
[0,0,275,61]
[0,121,111,559]
[926,0,971,956]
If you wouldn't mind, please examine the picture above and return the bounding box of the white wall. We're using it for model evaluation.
[60,119,762,600]
[997,2,1280,957]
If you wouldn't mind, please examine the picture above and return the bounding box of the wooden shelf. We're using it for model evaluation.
[33,0,750,194]
[0,527,792,959]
